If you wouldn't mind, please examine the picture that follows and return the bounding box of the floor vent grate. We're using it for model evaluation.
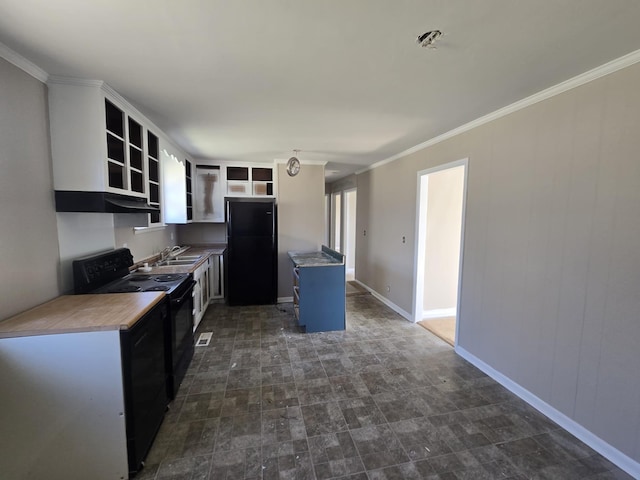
[196,332,212,347]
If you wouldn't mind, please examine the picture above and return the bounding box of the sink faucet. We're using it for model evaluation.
[160,246,171,261]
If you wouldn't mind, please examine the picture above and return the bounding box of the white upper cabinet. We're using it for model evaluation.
[225,166,275,197]
[194,165,225,223]
[193,163,276,223]
[146,131,162,225]
[185,159,193,222]
[49,79,152,198]
[161,140,193,224]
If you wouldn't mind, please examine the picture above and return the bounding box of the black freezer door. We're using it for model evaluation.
[226,198,277,305]
[226,198,275,237]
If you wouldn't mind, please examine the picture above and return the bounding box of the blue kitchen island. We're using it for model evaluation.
[288,245,346,333]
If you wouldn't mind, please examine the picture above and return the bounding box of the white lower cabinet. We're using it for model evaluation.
[210,254,224,299]
[192,277,202,330]
[193,255,212,331]
[0,330,129,479]
[192,253,224,331]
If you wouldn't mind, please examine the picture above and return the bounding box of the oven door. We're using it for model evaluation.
[167,280,196,398]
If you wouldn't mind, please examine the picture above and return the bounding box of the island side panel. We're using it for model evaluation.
[299,264,346,332]
[0,330,128,480]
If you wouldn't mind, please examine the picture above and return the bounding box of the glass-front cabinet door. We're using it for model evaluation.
[147,131,161,225]
[105,98,147,195]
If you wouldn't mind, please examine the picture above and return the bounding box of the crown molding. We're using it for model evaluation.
[47,75,104,88]
[357,48,640,176]
[0,41,48,83]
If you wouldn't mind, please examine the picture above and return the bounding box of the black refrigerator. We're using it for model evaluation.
[226,197,277,305]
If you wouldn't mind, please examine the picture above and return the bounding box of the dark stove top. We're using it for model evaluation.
[72,248,193,298]
[95,273,190,295]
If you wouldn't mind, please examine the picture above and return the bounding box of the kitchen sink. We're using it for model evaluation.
[155,259,198,266]
[174,255,202,261]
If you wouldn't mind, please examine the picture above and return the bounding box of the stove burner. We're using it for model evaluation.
[144,285,170,292]
[108,285,142,293]
[155,274,183,283]
[130,275,152,282]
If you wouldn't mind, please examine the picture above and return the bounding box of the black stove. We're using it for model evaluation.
[72,248,196,399]
[72,248,190,296]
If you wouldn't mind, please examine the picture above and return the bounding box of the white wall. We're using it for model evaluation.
[345,189,357,274]
[0,58,60,319]
[356,60,640,468]
[423,166,464,313]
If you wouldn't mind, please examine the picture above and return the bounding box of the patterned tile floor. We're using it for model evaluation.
[137,295,633,480]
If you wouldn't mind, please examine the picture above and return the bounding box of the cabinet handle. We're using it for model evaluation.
[293,286,300,305]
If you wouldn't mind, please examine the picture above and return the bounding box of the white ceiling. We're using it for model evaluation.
[2,1,640,181]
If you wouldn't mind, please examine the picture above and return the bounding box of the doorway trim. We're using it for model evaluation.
[412,158,469,347]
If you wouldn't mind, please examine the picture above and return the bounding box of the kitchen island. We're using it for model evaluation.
[0,292,167,480]
[288,245,346,333]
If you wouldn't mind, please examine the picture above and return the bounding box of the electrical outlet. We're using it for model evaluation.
[122,243,127,248]
[170,232,174,241]
[402,236,406,243]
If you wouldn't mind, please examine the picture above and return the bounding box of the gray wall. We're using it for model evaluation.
[176,223,226,245]
[277,163,325,299]
[356,62,640,462]
[0,56,179,307]
[0,58,60,320]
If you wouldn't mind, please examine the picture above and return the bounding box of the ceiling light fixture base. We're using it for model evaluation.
[417,30,443,48]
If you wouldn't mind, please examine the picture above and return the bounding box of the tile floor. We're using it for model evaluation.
[137,295,633,480]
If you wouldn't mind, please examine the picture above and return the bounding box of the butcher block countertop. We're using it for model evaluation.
[0,292,165,339]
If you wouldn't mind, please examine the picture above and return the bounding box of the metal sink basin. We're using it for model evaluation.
[174,255,202,261]
[155,259,198,266]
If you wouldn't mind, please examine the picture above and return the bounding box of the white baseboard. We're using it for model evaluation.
[277,296,293,303]
[422,307,456,320]
[455,345,640,479]
[352,280,412,321]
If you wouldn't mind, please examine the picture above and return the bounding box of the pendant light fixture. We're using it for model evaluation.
[286,149,301,177]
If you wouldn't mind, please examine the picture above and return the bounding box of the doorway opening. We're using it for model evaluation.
[344,189,357,281]
[331,192,342,252]
[413,159,467,347]
[324,193,331,247]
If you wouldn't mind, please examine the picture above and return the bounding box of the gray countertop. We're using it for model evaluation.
[288,251,343,267]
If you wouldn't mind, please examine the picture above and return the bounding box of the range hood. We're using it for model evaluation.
[54,191,159,214]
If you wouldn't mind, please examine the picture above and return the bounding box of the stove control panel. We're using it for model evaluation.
[72,248,134,294]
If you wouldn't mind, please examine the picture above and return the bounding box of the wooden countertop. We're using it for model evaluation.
[0,292,166,339]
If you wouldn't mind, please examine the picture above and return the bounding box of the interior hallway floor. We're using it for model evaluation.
[418,317,456,347]
[137,295,632,480]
